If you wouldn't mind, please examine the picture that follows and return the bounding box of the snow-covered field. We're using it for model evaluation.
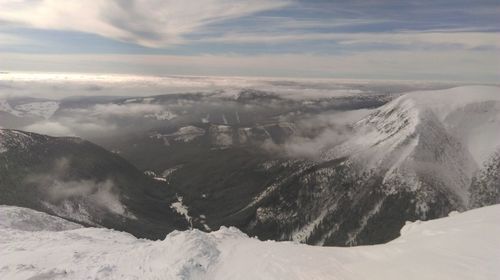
[1,204,499,280]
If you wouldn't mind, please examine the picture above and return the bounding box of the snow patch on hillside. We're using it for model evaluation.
[0,129,36,152]
[145,110,177,120]
[171,195,193,228]
[173,126,205,142]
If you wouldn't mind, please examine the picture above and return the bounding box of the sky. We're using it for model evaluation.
[0,0,499,82]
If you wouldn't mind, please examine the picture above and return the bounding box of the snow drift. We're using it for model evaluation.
[1,204,499,280]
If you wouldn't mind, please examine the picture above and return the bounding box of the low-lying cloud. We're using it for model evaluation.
[89,103,166,117]
[264,109,372,159]
[22,118,115,138]
[46,179,127,216]
[25,158,131,217]
[24,121,75,137]
[20,102,170,137]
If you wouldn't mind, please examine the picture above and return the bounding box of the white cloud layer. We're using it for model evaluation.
[0,0,290,47]
[24,121,74,136]
[1,50,498,83]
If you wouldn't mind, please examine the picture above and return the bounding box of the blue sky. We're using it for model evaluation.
[0,0,498,82]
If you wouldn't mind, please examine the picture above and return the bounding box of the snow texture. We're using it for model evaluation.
[0,206,82,232]
[0,129,36,154]
[1,204,499,280]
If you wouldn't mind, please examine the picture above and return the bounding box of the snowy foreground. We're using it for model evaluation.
[1,205,499,280]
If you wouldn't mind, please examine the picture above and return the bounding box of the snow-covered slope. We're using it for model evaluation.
[1,204,499,280]
[0,128,191,239]
[0,206,82,232]
[327,86,499,162]
[324,85,499,207]
[470,150,500,208]
[399,86,500,166]
[0,128,38,154]
[238,86,500,247]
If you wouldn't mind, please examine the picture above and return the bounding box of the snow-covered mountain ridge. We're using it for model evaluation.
[241,86,500,246]
[388,86,500,166]
[1,204,499,280]
[323,85,499,207]
[327,85,500,164]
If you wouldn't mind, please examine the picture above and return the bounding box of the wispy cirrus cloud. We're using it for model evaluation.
[6,1,496,50]
[219,16,390,30]
[0,0,291,47]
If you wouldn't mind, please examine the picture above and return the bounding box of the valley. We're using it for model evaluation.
[1,81,499,246]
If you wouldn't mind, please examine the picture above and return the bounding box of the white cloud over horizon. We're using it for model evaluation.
[1,50,498,83]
